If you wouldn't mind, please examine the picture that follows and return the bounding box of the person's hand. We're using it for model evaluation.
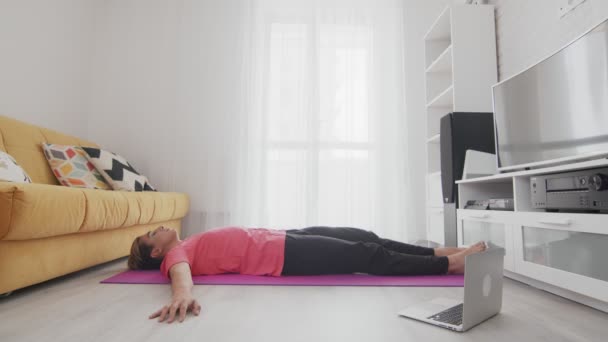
[149,292,202,323]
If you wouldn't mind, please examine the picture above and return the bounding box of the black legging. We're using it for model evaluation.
[281,226,449,276]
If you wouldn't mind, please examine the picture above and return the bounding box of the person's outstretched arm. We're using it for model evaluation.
[149,262,202,323]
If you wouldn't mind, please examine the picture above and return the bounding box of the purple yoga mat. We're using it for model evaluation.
[101,270,464,287]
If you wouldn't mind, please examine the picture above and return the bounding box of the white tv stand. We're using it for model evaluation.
[456,158,608,312]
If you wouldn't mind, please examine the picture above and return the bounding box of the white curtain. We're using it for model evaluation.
[226,0,413,241]
[88,0,414,242]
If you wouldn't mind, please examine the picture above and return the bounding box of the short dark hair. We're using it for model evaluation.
[127,236,163,270]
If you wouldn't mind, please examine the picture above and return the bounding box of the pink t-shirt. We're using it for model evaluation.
[160,226,286,278]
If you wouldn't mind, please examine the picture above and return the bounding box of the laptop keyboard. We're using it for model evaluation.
[427,303,463,326]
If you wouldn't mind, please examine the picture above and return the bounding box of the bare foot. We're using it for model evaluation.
[446,242,487,274]
[434,247,466,257]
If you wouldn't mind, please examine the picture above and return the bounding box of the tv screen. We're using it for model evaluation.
[493,19,608,171]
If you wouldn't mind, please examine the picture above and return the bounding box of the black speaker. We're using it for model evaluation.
[440,112,496,204]
[439,112,495,246]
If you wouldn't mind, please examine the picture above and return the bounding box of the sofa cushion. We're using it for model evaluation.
[42,144,111,190]
[0,182,189,241]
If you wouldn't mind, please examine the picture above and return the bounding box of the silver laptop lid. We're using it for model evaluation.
[462,245,505,331]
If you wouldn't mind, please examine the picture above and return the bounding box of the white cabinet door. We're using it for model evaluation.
[513,212,608,303]
[457,210,515,271]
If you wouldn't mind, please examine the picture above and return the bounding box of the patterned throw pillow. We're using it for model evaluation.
[82,147,156,192]
[0,151,32,183]
[42,144,111,189]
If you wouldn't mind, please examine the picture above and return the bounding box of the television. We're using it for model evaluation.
[493,18,608,171]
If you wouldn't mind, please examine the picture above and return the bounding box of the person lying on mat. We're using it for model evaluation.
[127,225,486,324]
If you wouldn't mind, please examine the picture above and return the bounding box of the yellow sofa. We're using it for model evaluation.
[0,115,189,294]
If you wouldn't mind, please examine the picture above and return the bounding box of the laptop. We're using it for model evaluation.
[397,244,505,332]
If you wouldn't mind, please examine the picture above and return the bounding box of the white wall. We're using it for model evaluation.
[86,0,181,191]
[0,0,97,136]
[489,0,608,80]
[402,0,450,241]
[87,0,250,236]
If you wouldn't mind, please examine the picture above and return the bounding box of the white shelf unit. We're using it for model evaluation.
[424,4,497,246]
[426,134,440,144]
[456,158,608,312]
[426,85,453,108]
[425,45,452,73]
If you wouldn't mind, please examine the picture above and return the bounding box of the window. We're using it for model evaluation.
[263,21,374,227]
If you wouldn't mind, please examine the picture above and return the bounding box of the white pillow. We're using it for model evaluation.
[0,151,32,183]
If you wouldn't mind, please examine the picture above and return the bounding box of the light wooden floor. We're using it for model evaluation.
[1,258,607,342]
